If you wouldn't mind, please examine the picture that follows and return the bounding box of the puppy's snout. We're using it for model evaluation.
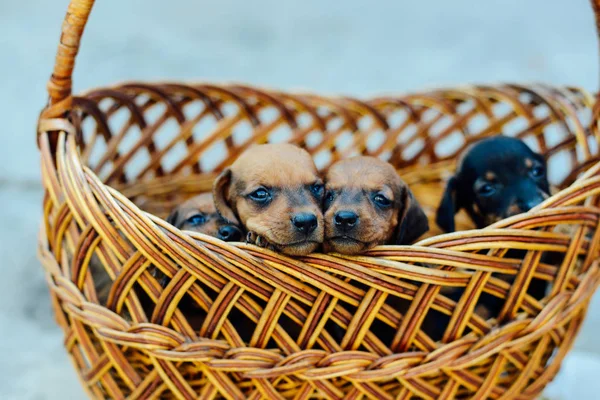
[334,210,359,232]
[517,195,545,213]
[292,213,318,235]
[514,181,546,214]
[517,199,538,213]
[218,225,242,241]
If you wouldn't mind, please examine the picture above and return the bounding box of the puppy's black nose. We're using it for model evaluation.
[218,225,242,241]
[334,211,358,231]
[292,213,318,235]
[518,197,544,213]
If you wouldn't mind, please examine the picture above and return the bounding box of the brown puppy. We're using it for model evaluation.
[323,156,429,254]
[166,193,243,241]
[213,143,324,256]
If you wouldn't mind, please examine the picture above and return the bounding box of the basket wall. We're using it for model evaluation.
[37,82,600,399]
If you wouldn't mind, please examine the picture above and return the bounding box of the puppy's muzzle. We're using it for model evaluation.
[218,225,243,241]
[506,186,547,217]
[516,196,544,213]
[291,213,318,236]
[334,210,359,233]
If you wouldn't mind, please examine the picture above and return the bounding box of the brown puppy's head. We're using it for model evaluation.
[166,193,243,241]
[212,143,324,256]
[436,136,551,233]
[323,156,429,254]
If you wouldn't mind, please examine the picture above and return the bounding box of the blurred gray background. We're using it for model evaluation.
[1,0,600,398]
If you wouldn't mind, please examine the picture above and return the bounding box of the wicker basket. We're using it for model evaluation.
[36,0,600,399]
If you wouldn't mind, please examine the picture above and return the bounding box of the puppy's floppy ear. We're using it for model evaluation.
[532,150,546,164]
[394,187,429,245]
[436,176,458,233]
[212,168,240,225]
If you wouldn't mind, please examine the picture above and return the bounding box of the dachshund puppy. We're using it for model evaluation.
[81,196,244,316]
[213,143,325,256]
[322,156,431,344]
[146,194,245,332]
[157,193,242,289]
[436,136,551,321]
[323,156,429,254]
[436,135,550,233]
[166,193,243,241]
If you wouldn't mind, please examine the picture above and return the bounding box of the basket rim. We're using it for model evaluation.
[36,81,600,278]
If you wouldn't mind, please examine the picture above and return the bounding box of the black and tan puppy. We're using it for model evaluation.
[213,143,325,256]
[436,135,550,233]
[436,136,552,320]
[166,193,243,241]
[323,156,429,254]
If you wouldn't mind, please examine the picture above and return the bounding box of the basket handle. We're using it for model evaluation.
[46,0,95,109]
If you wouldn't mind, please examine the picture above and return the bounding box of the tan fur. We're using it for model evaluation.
[324,156,428,254]
[483,213,502,226]
[506,203,523,217]
[213,143,324,255]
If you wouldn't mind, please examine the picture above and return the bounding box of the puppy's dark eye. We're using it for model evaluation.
[373,194,392,207]
[310,183,324,198]
[530,165,545,178]
[248,187,271,203]
[186,214,206,226]
[477,183,496,197]
[324,191,335,209]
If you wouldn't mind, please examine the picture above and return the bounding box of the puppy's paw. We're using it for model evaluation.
[246,232,276,251]
[246,231,257,244]
[255,235,270,248]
